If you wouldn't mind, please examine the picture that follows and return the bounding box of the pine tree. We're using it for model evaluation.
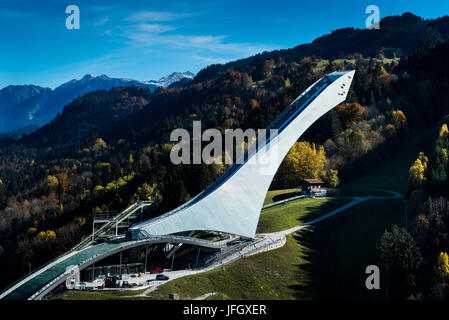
[378,225,423,290]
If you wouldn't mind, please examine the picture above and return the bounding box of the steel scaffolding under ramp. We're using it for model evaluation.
[71,200,155,252]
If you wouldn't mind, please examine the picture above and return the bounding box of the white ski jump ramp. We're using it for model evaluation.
[130,70,355,239]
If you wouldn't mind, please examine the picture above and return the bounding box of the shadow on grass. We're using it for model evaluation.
[296,198,350,224]
[287,199,404,299]
[272,191,302,202]
[258,198,351,233]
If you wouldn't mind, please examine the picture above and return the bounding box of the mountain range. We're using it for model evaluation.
[0,72,194,134]
[3,12,449,139]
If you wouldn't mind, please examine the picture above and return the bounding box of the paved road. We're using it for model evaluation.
[194,292,218,300]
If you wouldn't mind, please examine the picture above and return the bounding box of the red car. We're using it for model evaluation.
[150,267,164,274]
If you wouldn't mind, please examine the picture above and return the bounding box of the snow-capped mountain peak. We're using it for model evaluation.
[147,71,195,88]
[0,71,195,133]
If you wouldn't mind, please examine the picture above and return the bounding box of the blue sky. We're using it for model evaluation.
[1,0,448,89]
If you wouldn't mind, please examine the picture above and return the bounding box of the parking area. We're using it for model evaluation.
[73,268,173,291]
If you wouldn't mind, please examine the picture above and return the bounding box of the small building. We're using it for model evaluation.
[302,179,326,197]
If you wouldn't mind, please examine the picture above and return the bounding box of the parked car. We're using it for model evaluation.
[105,276,119,288]
[156,274,169,281]
[150,267,164,274]
[121,281,131,288]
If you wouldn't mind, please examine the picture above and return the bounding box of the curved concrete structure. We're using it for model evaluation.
[130,70,355,238]
[0,235,227,300]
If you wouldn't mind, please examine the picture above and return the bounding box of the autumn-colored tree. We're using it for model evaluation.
[409,153,428,190]
[97,162,111,178]
[392,110,407,127]
[262,59,274,76]
[338,127,372,162]
[44,175,59,192]
[436,252,449,282]
[27,227,37,236]
[94,206,103,214]
[106,181,118,192]
[117,177,127,188]
[93,185,104,195]
[351,128,370,155]
[36,230,57,243]
[74,217,86,227]
[277,141,327,187]
[388,109,409,140]
[135,183,157,201]
[324,169,340,188]
[56,172,69,193]
[241,73,253,89]
[439,123,449,138]
[92,137,108,151]
[417,152,429,171]
[250,99,260,109]
[371,64,388,77]
[335,102,368,129]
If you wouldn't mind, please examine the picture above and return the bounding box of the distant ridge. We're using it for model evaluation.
[193,13,449,83]
[0,72,194,134]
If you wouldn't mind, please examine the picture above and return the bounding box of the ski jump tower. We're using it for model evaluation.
[129,70,355,239]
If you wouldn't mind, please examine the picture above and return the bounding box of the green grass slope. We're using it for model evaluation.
[146,234,313,300]
[50,288,146,300]
[257,197,350,233]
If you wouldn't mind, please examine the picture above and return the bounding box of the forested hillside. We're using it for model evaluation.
[1,12,449,296]
[193,13,449,83]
